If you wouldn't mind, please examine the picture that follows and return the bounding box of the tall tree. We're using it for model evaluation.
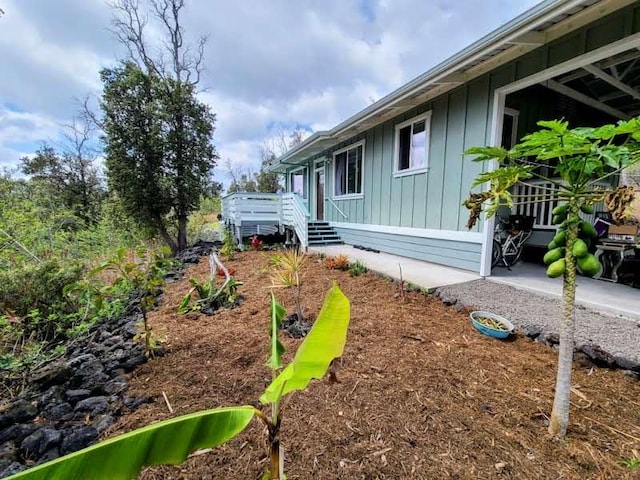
[101,63,216,252]
[20,117,104,224]
[104,0,218,252]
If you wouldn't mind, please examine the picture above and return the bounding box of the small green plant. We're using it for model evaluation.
[220,227,236,260]
[270,250,307,322]
[178,277,243,314]
[619,452,640,470]
[348,260,367,277]
[9,283,351,480]
[91,246,173,357]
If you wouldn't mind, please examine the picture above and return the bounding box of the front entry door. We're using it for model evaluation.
[315,169,325,220]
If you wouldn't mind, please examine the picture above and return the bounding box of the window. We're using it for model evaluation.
[502,108,519,150]
[394,112,431,175]
[333,141,364,197]
[289,168,306,198]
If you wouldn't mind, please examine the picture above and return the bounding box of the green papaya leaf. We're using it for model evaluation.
[266,292,286,370]
[260,283,350,405]
[7,406,255,480]
[464,146,508,162]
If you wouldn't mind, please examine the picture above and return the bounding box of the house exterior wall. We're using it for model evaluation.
[285,4,640,271]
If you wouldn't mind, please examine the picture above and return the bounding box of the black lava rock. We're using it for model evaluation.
[42,402,73,422]
[580,344,616,367]
[64,389,91,403]
[123,396,154,410]
[74,397,109,416]
[36,447,59,465]
[60,426,98,455]
[101,377,127,395]
[2,401,37,426]
[20,427,61,461]
[30,361,73,390]
[92,415,115,434]
[0,461,26,478]
[0,442,17,469]
[0,424,37,444]
[118,354,147,372]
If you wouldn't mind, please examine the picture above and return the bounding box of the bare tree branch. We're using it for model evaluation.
[109,0,206,86]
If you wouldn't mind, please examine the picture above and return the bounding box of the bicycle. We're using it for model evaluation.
[491,214,535,269]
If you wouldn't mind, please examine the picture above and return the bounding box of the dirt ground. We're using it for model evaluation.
[111,251,640,479]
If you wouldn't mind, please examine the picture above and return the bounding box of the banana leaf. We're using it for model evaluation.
[260,282,350,404]
[7,406,256,480]
[266,292,286,370]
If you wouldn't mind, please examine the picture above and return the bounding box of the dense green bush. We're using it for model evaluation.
[0,261,83,340]
[0,261,82,318]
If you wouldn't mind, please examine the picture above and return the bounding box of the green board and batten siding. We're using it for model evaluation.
[285,4,640,272]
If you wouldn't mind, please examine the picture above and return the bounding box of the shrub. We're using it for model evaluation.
[0,261,83,342]
[324,254,349,271]
[348,260,367,277]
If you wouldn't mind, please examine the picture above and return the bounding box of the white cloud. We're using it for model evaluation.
[0,0,541,180]
[0,108,60,146]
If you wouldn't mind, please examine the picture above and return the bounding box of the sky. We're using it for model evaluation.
[0,0,541,183]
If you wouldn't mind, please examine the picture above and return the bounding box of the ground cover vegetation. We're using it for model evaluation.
[0,0,221,400]
[9,250,635,479]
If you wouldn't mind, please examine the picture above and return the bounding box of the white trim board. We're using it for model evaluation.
[331,222,484,243]
[496,32,640,96]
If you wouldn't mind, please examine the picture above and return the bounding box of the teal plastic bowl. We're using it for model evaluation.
[470,311,514,339]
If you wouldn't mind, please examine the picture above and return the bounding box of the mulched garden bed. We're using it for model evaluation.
[110,250,640,479]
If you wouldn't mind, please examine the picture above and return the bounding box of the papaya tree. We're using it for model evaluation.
[6,283,350,480]
[464,118,640,437]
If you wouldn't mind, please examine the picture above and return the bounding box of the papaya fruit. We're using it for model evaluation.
[577,253,600,277]
[553,229,567,246]
[580,204,594,214]
[552,204,569,216]
[572,238,588,258]
[546,258,566,278]
[543,247,564,265]
[548,240,558,250]
[552,214,566,225]
[579,221,597,238]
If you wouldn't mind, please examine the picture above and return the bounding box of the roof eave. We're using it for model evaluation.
[270,0,631,170]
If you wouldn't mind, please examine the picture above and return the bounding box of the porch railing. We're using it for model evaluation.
[221,192,310,247]
[282,192,310,247]
[511,179,610,229]
[221,192,281,225]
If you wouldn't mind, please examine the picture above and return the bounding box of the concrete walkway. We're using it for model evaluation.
[310,245,639,321]
[309,245,479,290]
[490,262,640,321]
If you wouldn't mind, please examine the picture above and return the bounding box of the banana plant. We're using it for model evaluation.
[7,282,350,480]
[464,117,640,437]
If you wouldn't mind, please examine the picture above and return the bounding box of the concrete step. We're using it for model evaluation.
[309,233,340,240]
[308,239,344,246]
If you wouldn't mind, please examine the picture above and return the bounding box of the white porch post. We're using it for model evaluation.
[479,90,506,278]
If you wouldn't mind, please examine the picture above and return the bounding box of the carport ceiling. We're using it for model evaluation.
[547,48,640,119]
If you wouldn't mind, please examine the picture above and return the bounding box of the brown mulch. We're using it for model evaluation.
[111,251,640,479]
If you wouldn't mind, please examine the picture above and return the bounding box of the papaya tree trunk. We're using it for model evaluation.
[549,198,579,437]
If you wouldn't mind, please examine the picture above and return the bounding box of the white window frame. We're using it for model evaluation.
[503,108,520,149]
[288,166,307,199]
[393,111,432,177]
[332,140,365,200]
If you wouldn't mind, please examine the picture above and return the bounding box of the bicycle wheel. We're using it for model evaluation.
[502,237,522,267]
[491,239,502,268]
